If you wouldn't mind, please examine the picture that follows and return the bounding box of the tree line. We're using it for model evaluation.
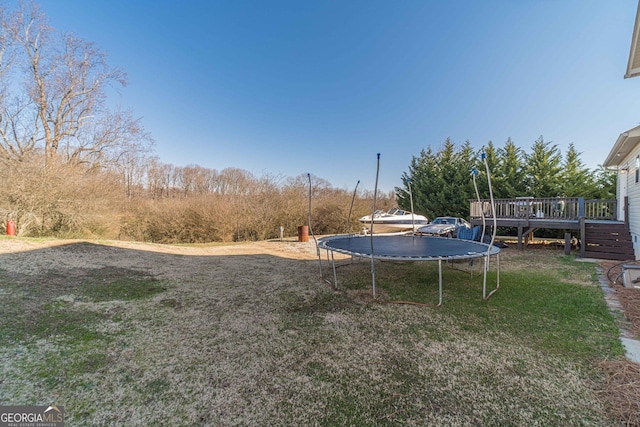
[120,167,394,243]
[1,134,613,242]
[395,137,616,220]
[0,149,396,241]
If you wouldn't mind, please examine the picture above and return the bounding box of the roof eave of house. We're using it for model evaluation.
[604,125,640,168]
[626,1,640,78]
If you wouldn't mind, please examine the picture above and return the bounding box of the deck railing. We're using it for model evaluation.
[583,199,617,220]
[470,197,618,221]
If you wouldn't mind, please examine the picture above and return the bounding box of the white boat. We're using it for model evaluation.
[359,208,429,233]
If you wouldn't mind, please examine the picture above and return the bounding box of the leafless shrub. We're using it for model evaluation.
[120,169,398,243]
[121,195,231,243]
[0,155,124,237]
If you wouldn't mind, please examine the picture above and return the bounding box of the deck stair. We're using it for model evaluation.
[470,197,636,260]
[583,222,635,261]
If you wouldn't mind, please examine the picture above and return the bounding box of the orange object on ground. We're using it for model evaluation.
[6,220,16,236]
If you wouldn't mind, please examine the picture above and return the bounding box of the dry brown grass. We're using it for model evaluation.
[601,260,640,337]
[597,359,640,427]
[595,259,640,426]
[0,237,637,425]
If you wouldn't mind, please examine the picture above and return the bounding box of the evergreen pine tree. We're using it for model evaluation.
[560,143,597,198]
[524,136,562,197]
[497,138,526,197]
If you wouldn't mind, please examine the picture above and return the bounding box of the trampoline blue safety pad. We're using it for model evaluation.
[318,234,500,261]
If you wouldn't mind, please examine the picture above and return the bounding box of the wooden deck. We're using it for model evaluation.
[469,197,635,260]
[470,197,618,223]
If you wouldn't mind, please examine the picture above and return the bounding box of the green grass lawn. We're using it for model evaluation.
[0,242,627,426]
[340,255,622,361]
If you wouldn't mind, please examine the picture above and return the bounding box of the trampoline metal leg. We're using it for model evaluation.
[438,259,443,307]
[331,251,338,289]
[482,256,487,299]
[483,253,500,301]
[371,255,377,300]
[321,249,338,290]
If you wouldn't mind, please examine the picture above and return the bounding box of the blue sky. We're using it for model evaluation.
[28,0,640,192]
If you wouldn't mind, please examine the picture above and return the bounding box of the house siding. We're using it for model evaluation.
[622,149,640,259]
[617,172,627,220]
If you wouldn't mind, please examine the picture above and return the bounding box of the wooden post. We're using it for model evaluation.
[579,217,586,258]
[517,226,523,250]
[564,232,571,256]
[578,197,585,218]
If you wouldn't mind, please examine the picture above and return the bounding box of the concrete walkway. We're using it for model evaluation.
[596,266,640,364]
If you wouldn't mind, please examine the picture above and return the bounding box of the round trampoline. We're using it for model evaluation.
[318,234,500,306]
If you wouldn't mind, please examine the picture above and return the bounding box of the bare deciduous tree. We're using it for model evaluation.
[147,158,175,199]
[0,1,152,168]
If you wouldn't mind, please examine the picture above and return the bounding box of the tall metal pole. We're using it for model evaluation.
[408,179,416,234]
[472,167,486,241]
[482,153,497,248]
[308,173,322,278]
[370,154,380,299]
[481,153,498,299]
